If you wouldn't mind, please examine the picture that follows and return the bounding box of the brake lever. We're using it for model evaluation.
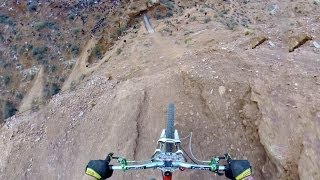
[106,153,114,162]
[224,153,232,163]
[216,171,224,176]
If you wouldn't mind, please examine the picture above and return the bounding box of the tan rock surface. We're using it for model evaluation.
[288,34,312,52]
[1,1,320,180]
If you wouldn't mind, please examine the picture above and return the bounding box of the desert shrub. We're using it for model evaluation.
[92,45,102,58]
[50,83,60,96]
[160,27,173,36]
[160,0,175,10]
[32,46,48,63]
[0,59,5,67]
[166,11,173,17]
[70,44,80,56]
[0,14,14,26]
[27,2,37,12]
[15,91,24,100]
[155,11,162,20]
[225,17,238,30]
[59,77,65,83]
[46,22,59,30]
[49,65,57,73]
[157,0,175,19]
[2,74,10,86]
[3,101,17,119]
[116,48,122,55]
[68,11,76,21]
[31,99,40,112]
[80,14,88,24]
[34,22,46,31]
[204,17,211,23]
[34,21,59,31]
[116,27,126,37]
[43,83,60,97]
[0,33,4,42]
[191,16,197,21]
[27,73,35,81]
[85,0,98,6]
[184,31,194,36]
[71,27,80,34]
[19,44,33,54]
[184,37,192,44]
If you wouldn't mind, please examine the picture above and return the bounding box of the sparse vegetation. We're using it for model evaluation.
[116,27,127,37]
[31,99,40,112]
[0,33,4,42]
[43,83,60,98]
[166,11,174,17]
[92,45,102,58]
[19,44,33,55]
[155,11,162,20]
[191,16,197,21]
[160,27,173,36]
[34,21,59,31]
[15,91,24,100]
[225,17,238,30]
[3,101,17,119]
[27,73,35,81]
[116,48,122,55]
[204,17,211,23]
[27,2,38,12]
[184,31,194,36]
[184,37,192,44]
[71,27,80,34]
[160,0,175,11]
[34,22,46,31]
[67,11,76,21]
[3,74,11,86]
[0,14,15,26]
[49,65,57,73]
[32,46,48,63]
[70,44,80,57]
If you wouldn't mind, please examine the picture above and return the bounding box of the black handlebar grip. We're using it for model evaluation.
[106,153,114,162]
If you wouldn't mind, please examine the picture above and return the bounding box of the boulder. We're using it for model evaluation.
[249,36,267,49]
[127,0,160,18]
[288,34,312,52]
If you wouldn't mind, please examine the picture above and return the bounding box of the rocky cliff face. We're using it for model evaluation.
[0,0,320,179]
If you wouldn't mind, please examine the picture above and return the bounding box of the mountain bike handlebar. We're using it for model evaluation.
[108,153,229,176]
[111,161,227,172]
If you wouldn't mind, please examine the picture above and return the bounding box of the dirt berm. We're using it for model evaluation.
[1,1,320,180]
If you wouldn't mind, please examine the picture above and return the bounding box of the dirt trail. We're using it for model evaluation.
[19,66,44,112]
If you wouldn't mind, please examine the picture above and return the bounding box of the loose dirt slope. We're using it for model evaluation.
[1,1,320,180]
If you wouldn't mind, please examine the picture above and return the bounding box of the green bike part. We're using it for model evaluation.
[209,157,220,172]
[117,157,128,171]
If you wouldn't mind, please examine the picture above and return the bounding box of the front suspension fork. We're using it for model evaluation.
[163,171,172,180]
